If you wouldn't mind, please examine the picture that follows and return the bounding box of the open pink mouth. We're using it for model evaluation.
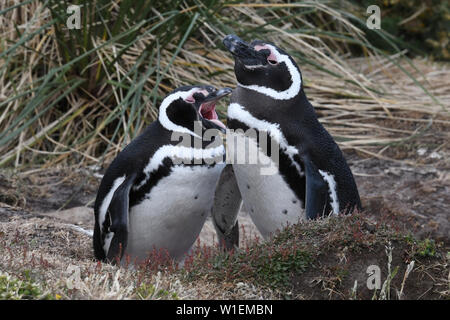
[199,101,226,129]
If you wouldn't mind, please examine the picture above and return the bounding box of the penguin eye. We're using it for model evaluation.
[184,95,195,104]
[185,90,208,104]
[255,45,278,65]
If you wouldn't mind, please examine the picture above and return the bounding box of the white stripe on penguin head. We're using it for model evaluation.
[158,88,203,138]
[227,102,303,176]
[238,44,302,100]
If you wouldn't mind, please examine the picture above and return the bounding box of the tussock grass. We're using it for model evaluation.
[0,0,448,168]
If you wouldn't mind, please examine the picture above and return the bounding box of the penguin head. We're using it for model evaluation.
[223,35,302,100]
[159,85,231,135]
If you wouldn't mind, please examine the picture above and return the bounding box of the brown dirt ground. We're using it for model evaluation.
[293,237,448,300]
[1,151,448,243]
[0,141,448,299]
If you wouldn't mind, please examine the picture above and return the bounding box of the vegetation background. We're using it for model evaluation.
[0,0,448,168]
[0,0,448,300]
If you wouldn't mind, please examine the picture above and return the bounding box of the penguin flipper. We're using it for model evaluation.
[212,164,242,250]
[105,173,137,263]
[303,157,329,219]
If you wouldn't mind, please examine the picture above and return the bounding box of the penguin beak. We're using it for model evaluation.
[198,87,232,133]
[223,34,268,67]
[203,87,232,103]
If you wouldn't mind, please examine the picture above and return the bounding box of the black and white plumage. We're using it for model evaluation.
[213,35,361,244]
[93,85,231,263]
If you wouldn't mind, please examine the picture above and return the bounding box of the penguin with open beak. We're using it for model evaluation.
[93,85,231,264]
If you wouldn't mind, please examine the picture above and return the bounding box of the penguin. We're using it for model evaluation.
[93,85,232,264]
[212,35,361,243]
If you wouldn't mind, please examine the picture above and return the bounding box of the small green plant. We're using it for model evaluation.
[0,271,52,300]
[135,282,178,300]
[252,247,311,288]
[415,239,437,258]
[406,236,437,258]
[182,226,313,290]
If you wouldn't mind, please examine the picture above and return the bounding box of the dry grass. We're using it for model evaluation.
[0,204,447,300]
[0,1,448,168]
[0,163,448,299]
[0,207,280,299]
[0,0,449,301]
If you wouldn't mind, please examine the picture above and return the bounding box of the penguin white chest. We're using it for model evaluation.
[126,164,224,262]
[229,132,305,239]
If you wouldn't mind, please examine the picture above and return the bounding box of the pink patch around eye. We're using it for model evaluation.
[197,89,209,96]
[185,94,195,103]
[185,89,208,103]
[254,44,277,63]
[184,89,209,103]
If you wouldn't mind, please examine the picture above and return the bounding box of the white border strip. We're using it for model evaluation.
[318,170,340,215]
[98,175,126,233]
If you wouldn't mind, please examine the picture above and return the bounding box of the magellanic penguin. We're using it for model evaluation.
[93,85,232,264]
[213,35,362,244]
